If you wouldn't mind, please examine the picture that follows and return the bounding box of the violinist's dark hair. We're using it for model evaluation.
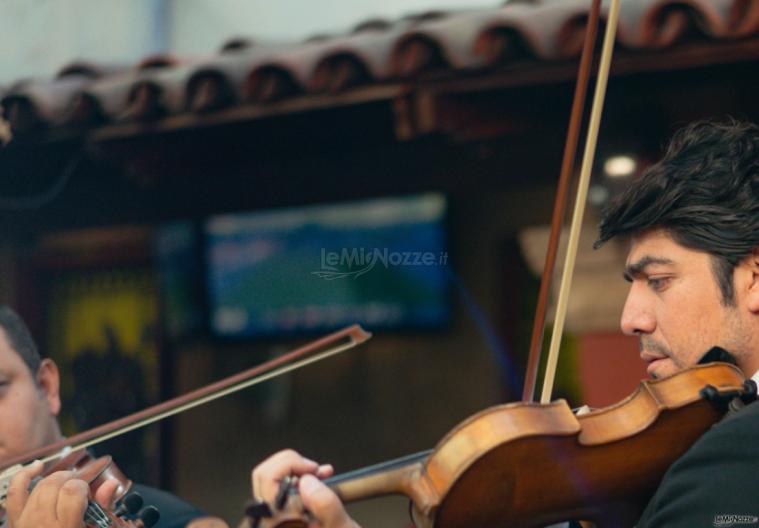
[0,305,41,375]
[595,118,759,305]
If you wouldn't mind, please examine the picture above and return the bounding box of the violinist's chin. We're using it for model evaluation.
[647,359,665,378]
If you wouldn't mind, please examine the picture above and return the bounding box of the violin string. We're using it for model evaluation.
[12,336,362,471]
[83,507,102,526]
[84,502,102,520]
[539,0,622,403]
[84,500,111,527]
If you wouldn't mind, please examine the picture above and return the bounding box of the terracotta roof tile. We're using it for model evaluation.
[616,0,759,48]
[76,61,186,123]
[0,0,756,139]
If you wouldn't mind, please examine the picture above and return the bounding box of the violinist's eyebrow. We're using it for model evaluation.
[623,256,674,282]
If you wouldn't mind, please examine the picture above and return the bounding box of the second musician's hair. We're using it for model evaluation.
[0,305,42,376]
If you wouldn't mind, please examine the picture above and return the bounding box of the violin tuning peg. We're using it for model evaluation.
[137,505,160,528]
[700,384,727,405]
[114,491,143,516]
[244,498,273,519]
[742,379,758,403]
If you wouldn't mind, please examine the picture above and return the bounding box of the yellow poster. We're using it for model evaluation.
[47,268,160,483]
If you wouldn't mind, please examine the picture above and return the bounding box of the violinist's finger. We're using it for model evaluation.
[5,460,43,522]
[315,464,334,480]
[252,449,320,502]
[93,478,120,509]
[55,479,88,528]
[299,475,358,528]
[25,471,75,515]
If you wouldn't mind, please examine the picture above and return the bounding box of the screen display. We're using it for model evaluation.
[206,193,449,337]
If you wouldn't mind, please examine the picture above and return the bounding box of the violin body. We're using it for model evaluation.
[254,362,747,528]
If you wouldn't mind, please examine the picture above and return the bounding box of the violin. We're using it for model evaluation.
[245,362,753,528]
[0,450,159,528]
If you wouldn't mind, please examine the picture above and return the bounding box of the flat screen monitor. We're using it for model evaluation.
[205,193,449,337]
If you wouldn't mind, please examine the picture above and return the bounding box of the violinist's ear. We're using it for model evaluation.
[746,247,759,314]
[36,358,61,417]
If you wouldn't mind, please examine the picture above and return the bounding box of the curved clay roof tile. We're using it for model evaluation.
[186,72,237,112]
[310,53,373,93]
[245,66,302,103]
[352,18,394,34]
[219,37,256,53]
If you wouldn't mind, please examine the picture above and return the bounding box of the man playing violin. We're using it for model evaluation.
[250,118,759,527]
[0,306,208,528]
[595,118,759,526]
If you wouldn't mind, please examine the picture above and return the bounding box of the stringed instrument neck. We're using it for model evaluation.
[326,450,432,503]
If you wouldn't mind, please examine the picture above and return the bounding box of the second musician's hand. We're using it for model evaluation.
[6,461,88,528]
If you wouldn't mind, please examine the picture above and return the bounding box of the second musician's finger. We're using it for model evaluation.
[94,478,120,509]
[56,479,89,528]
[5,460,43,521]
[27,471,75,515]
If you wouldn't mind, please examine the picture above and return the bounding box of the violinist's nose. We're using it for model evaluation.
[620,282,656,336]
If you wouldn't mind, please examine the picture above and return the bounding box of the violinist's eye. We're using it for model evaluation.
[648,277,671,292]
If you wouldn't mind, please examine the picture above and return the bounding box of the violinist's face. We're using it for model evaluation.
[620,229,759,378]
[0,328,61,463]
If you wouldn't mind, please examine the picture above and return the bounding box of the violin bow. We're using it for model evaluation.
[522,0,622,403]
[0,325,371,475]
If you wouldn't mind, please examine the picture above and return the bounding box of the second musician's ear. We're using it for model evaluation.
[746,247,759,314]
[36,358,61,416]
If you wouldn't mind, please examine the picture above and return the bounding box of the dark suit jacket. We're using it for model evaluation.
[130,483,206,528]
[636,400,759,527]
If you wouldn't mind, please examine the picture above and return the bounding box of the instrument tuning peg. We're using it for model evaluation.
[114,491,143,516]
[244,497,273,528]
[136,505,160,528]
[245,497,273,517]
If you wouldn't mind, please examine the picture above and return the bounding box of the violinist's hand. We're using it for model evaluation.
[252,449,360,528]
[93,477,120,510]
[6,460,89,528]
